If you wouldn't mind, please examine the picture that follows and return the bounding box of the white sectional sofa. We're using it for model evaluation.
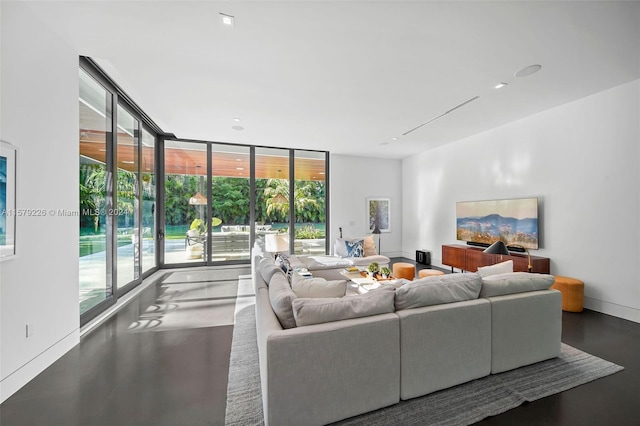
[252,254,562,426]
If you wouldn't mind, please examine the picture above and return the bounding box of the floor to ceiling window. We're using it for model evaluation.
[79,58,159,324]
[79,68,112,315]
[141,129,156,273]
[293,150,327,255]
[115,105,140,289]
[211,144,251,262]
[255,147,291,251]
[163,140,209,264]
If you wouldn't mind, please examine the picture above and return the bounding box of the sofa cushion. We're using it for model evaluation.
[363,236,377,256]
[480,272,555,298]
[345,239,365,257]
[292,286,395,327]
[477,260,513,278]
[259,257,283,285]
[268,273,298,329]
[394,273,482,310]
[291,273,347,298]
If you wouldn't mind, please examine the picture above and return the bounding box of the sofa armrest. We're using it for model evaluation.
[258,306,399,426]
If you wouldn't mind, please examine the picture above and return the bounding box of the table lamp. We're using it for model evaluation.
[265,233,289,258]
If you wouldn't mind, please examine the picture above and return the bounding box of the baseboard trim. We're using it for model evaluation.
[583,297,640,324]
[0,329,79,403]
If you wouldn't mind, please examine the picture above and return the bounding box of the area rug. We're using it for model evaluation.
[224,304,623,426]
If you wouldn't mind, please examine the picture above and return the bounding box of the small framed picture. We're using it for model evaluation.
[367,197,390,233]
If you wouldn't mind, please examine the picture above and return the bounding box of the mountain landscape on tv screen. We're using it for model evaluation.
[456,214,538,248]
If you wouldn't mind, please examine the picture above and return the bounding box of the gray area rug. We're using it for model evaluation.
[225,304,624,426]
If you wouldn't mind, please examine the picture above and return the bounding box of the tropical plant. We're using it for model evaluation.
[295,225,324,239]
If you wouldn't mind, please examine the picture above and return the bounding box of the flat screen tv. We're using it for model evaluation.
[456,197,539,250]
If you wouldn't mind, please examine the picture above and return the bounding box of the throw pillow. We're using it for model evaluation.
[291,273,347,298]
[259,257,284,285]
[345,239,365,257]
[292,286,395,327]
[394,273,482,310]
[334,238,348,257]
[268,272,298,329]
[477,260,513,278]
[479,272,555,298]
[363,236,377,256]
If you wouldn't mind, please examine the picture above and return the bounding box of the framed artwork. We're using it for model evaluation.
[367,197,390,233]
[0,141,16,260]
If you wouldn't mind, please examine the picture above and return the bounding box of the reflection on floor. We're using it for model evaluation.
[128,269,242,332]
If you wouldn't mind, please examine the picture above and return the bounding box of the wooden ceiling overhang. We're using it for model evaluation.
[79,131,326,181]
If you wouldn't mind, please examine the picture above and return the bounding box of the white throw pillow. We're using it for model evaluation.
[477,260,513,278]
[291,273,347,298]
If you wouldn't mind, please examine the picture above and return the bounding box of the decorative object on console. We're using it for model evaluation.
[265,233,289,258]
[507,244,532,272]
[483,240,510,255]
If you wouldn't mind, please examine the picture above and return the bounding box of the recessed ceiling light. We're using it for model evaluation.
[122,161,135,164]
[236,167,244,171]
[232,125,244,131]
[236,158,241,161]
[515,64,542,78]
[494,82,508,89]
[220,13,234,27]
[233,117,241,122]
[319,172,325,175]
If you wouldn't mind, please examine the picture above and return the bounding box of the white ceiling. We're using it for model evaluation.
[21,1,640,159]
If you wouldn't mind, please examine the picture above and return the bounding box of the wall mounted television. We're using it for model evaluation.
[456,197,539,250]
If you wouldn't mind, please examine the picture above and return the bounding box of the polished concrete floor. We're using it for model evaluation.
[1,260,639,426]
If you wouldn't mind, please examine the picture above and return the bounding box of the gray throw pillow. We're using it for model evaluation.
[268,273,298,329]
[259,257,283,285]
[291,273,347,298]
[480,272,555,298]
[394,273,482,310]
[292,286,395,327]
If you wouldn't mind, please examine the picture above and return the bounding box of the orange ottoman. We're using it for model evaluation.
[550,276,585,312]
[393,262,416,280]
[418,269,445,279]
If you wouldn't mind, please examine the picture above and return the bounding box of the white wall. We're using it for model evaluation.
[330,155,402,257]
[0,2,80,402]
[402,80,640,323]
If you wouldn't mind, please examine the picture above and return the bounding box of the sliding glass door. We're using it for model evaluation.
[79,60,159,324]
[79,68,112,315]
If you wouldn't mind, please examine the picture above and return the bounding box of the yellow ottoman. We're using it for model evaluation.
[393,262,416,280]
[418,269,445,279]
[550,276,585,312]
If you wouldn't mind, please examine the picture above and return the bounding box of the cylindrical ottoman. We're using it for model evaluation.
[550,276,585,312]
[418,269,445,279]
[393,262,416,280]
